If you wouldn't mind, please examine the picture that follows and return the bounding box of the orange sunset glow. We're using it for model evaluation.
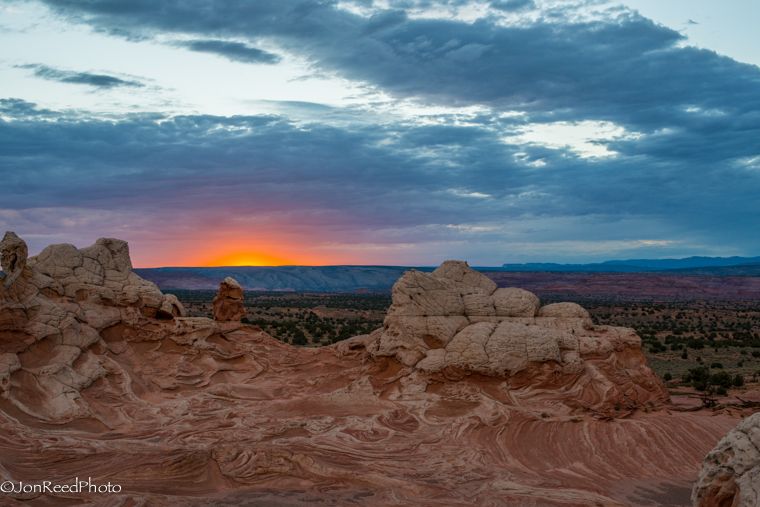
[193,236,339,267]
[128,235,338,268]
[204,250,297,267]
[195,243,326,267]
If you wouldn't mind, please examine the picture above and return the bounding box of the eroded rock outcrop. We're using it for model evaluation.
[0,232,266,424]
[0,231,28,289]
[692,411,760,507]
[0,237,737,506]
[364,260,668,414]
[212,276,245,321]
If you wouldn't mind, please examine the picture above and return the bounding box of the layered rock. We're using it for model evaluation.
[0,235,744,506]
[0,232,262,424]
[692,412,760,507]
[212,276,245,321]
[365,260,668,414]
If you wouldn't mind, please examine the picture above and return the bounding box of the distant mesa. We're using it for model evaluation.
[132,259,760,299]
[501,256,760,273]
[134,264,415,292]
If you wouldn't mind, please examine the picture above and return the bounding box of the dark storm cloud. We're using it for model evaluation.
[0,99,512,224]
[33,1,760,142]
[11,3,689,109]
[489,0,535,11]
[5,0,760,258]
[175,39,281,64]
[16,64,144,89]
[1,99,759,256]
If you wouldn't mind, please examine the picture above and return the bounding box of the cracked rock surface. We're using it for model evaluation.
[365,260,669,415]
[692,412,760,507]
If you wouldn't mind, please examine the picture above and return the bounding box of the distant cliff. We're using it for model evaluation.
[134,265,429,292]
[501,256,760,273]
[133,264,760,300]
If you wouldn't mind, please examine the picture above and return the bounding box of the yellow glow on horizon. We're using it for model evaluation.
[204,251,297,267]
[131,234,338,267]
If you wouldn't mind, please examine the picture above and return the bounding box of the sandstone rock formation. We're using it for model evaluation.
[364,260,668,414]
[692,411,760,507]
[0,232,262,423]
[0,236,741,506]
[0,231,27,288]
[212,276,245,321]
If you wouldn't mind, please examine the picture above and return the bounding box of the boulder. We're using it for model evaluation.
[0,232,191,422]
[212,276,246,322]
[366,260,668,414]
[492,287,540,317]
[0,231,28,288]
[692,412,760,507]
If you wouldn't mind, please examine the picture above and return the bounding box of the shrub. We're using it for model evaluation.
[710,371,732,388]
[687,339,705,350]
[710,362,723,369]
[684,366,710,391]
[733,374,744,387]
[663,372,672,382]
[291,330,308,346]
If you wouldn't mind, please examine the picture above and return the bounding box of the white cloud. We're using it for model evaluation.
[447,188,493,199]
[503,120,640,158]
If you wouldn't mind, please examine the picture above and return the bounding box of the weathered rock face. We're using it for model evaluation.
[0,231,28,289]
[692,412,760,507]
[212,276,245,321]
[366,260,668,414]
[0,232,263,423]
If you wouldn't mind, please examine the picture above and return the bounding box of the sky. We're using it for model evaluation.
[0,0,758,267]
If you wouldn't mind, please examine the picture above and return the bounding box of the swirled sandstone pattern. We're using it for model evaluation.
[0,233,745,506]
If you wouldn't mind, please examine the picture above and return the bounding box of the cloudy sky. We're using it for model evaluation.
[1,0,758,267]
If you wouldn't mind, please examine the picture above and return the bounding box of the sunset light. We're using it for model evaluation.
[203,250,296,267]
[2,0,759,505]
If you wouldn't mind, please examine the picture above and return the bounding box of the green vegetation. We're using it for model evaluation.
[175,290,388,346]
[172,291,760,390]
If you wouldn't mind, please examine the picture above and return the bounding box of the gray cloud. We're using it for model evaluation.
[176,39,281,64]
[1,98,758,263]
[33,2,760,129]
[3,1,759,261]
[490,0,535,11]
[17,63,144,89]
